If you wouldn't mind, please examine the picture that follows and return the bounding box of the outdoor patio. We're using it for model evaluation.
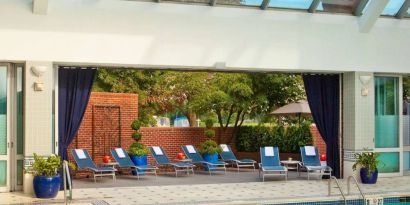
[2,170,410,205]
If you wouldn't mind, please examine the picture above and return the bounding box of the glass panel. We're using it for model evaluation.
[377,152,400,173]
[16,160,23,186]
[317,0,361,13]
[0,67,6,155]
[404,76,410,147]
[218,0,263,6]
[0,161,6,186]
[375,77,399,148]
[268,0,313,10]
[382,0,405,16]
[404,152,410,172]
[16,67,23,155]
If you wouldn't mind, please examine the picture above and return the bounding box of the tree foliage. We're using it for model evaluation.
[93,68,305,131]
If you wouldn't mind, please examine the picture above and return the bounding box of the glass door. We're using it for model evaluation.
[403,76,410,175]
[374,76,402,176]
[0,64,10,192]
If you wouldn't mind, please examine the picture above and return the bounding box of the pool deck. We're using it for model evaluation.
[1,169,410,205]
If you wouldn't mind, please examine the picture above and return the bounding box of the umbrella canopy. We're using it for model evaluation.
[271,100,311,116]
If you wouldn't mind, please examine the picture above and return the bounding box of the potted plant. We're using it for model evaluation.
[199,118,222,170]
[128,119,149,175]
[352,150,382,184]
[31,153,62,198]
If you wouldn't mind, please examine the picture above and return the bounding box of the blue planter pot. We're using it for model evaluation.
[360,168,378,184]
[130,155,147,176]
[202,153,218,171]
[33,175,61,198]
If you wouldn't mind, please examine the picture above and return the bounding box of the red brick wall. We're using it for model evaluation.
[68,92,138,165]
[69,92,326,176]
[310,124,326,155]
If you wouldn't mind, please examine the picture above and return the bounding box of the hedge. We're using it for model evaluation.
[235,123,313,153]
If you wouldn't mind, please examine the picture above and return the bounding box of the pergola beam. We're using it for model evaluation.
[359,0,389,33]
[308,0,321,13]
[396,0,410,19]
[210,0,217,6]
[354,0,370,16]
[32,0,48,15]
[260,0,270,10]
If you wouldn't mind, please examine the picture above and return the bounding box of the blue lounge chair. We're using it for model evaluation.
[181,145,227,175]
[149,146,195,177]
[259,147,287,181]
[71,149,116,182]
[300,146,332,180]
[111,148,158,179]
[219,144,256,172]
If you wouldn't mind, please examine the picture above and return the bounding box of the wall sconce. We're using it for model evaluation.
[359,75,372,96]
[31,66,47,91]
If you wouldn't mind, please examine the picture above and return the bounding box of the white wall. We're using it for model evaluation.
[24,61,53,156]
[0,0,409,73]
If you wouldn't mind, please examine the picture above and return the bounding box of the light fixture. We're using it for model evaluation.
[359,75,372,96]
[31,66,47,91]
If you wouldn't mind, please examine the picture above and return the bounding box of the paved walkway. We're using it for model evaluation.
[1,172,410,205]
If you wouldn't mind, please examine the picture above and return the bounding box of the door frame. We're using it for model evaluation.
[0,63,11,192]
[374,74,403,177]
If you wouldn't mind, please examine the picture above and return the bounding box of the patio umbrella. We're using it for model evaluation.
[270,100,311,124]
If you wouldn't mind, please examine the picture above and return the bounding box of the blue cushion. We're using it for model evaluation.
[262,166,286,171]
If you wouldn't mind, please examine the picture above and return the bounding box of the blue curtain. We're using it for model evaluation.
[303,74,340,178]
[58,68,96,161]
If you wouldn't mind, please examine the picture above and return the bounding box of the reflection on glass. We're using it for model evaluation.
[405,152,410,172]
[317,0,361,13]
[16,67,23,155]
[17,160,23,186]
[377,152,400,173]
[218,0,263,6]
[268,0,313,10]
[382,0,405,16]
[0,66,6,156]
[404,76,410,147]
[0,161,6,186]
[375,77,399,148]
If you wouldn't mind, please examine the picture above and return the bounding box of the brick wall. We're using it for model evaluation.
[69,92,326,176]
[68,92,138,166]
[310,124,326,155]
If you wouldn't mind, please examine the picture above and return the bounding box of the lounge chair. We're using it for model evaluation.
[71,149,116,182]
[149,146,195,177]
[110,148,158,179]
[181,145,227,175]
[219,144,256,172]
[299,146,332,180]
[259,147,287,181]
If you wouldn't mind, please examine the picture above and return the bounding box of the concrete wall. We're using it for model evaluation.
[0,0,409,73]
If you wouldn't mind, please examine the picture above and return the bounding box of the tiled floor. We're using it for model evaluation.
[1,170,410,205]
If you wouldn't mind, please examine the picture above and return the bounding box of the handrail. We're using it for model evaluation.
[347,175,365,203]
[63,160,73,205]
[328,176,347,205]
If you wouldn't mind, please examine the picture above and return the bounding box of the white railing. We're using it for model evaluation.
[63,160,72,205]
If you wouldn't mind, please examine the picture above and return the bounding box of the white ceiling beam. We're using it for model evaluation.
[358,0,389,33]
[32,0,48,15]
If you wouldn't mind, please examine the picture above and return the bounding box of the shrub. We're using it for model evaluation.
[132,132,142,141]
[131,120,141,131]
[32,153,61,177]
[235,124,313,153]
[128,142,149,157]
[204,129,215,139]
[205,118,214,129]
[199,140,223,155]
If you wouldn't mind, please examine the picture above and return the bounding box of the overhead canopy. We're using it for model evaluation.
[271,100,311,116]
